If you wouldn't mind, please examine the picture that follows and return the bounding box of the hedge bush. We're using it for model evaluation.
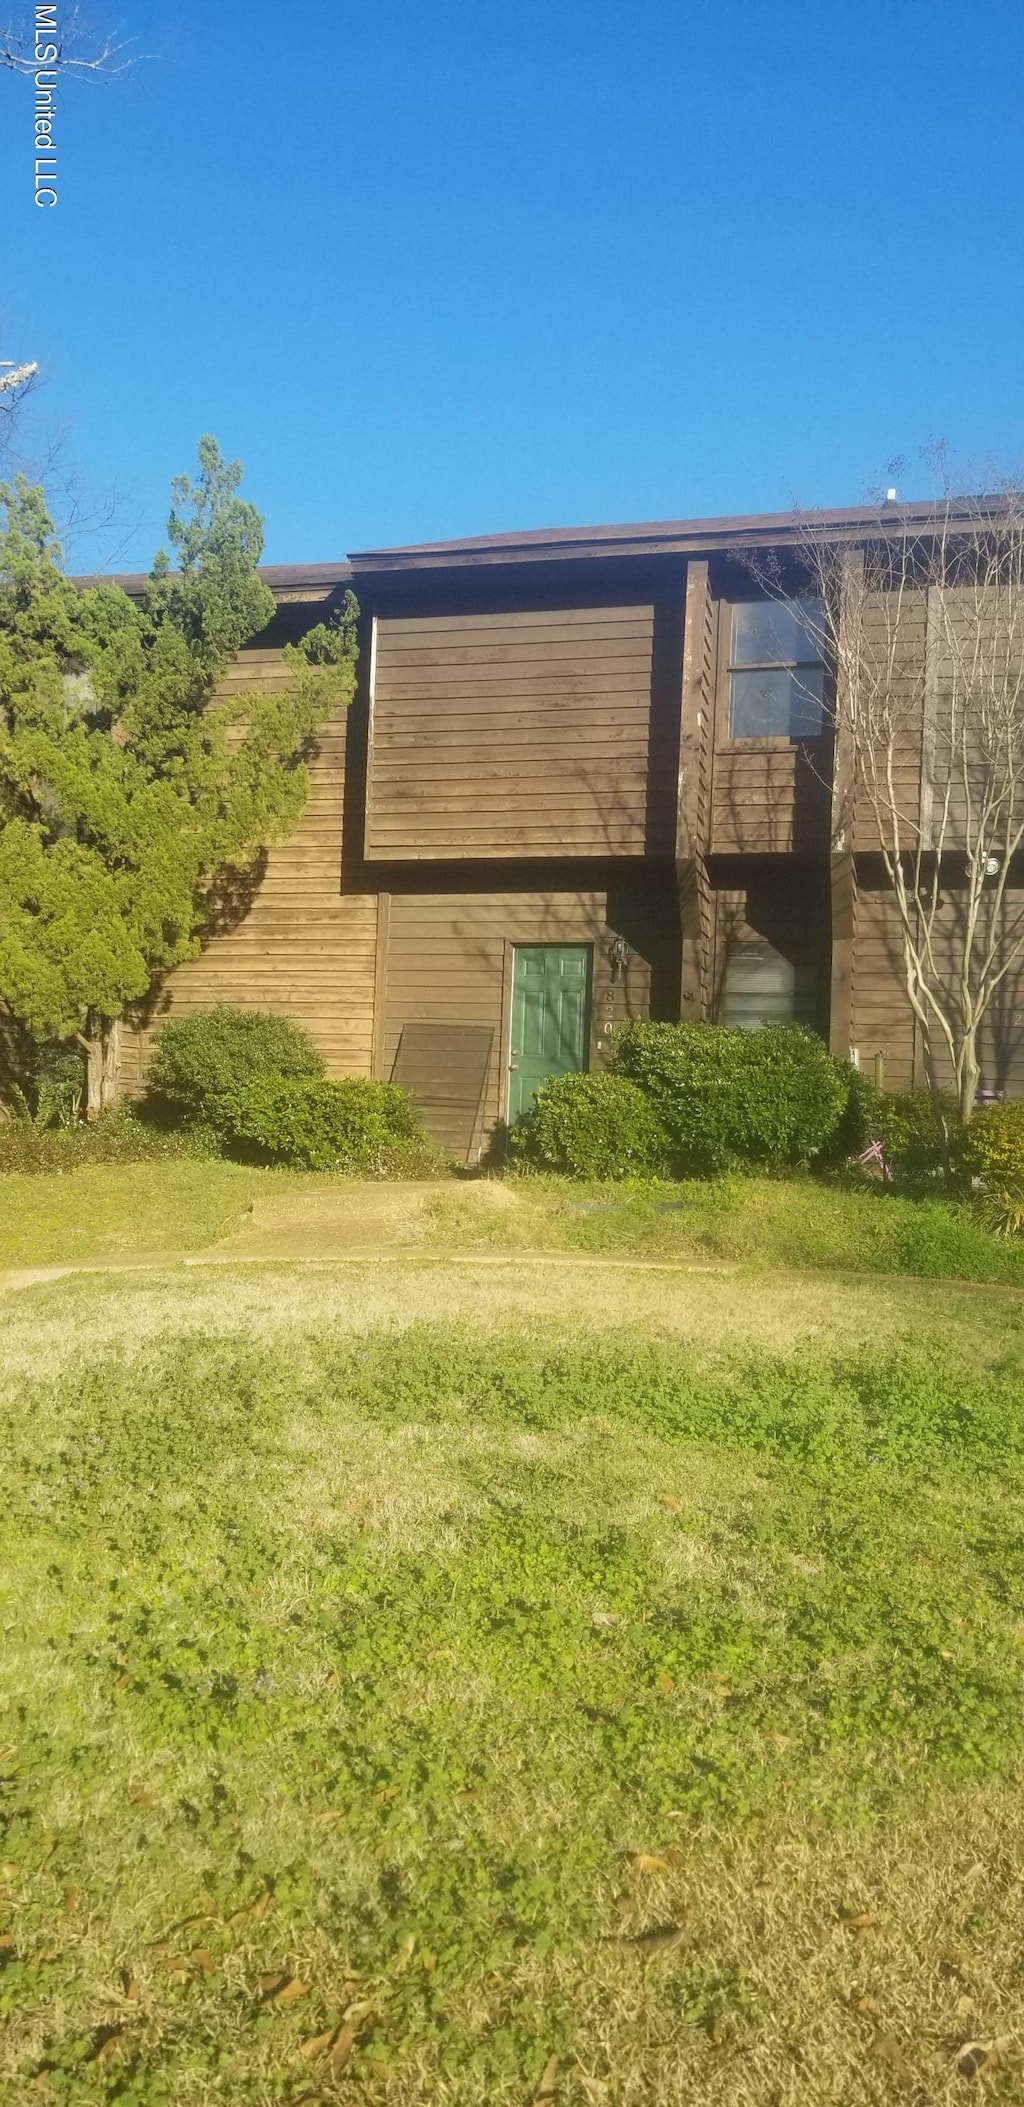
[966,1099,1024,1187]
[0,1107,218,1176]
[873,1092,968,1189]
[217,1075,427,1172]
[146,1008,324,1131]
[512,1071,672,1179]
[610,1021,851,1175]
[824,1061,877,1165]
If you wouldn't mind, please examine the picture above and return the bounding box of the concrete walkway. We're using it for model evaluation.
[0,1248,742,1294]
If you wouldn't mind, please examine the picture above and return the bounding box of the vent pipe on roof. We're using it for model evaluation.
[884,487,898,503]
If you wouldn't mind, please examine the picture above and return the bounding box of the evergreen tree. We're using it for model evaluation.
[0,436,357,1113]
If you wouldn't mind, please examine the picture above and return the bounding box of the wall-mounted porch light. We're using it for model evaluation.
[608,936,632,979]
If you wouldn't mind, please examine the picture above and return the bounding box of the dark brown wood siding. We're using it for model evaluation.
[380,870,679,1154]
[365,605,657,860]
[851,589,928,853]
[710,746,832,855]
[848,876,917,1091]
[118,642,377,1093]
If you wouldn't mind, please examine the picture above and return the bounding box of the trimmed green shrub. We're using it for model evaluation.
[146,1007,324,1131]
[512,1071,672,1179]
[610,1021,850,1175]
[824,1061,877,1164]
[966,1099,1024,1187]
[966,1102,1024,1236]
[218,1076,424,1172]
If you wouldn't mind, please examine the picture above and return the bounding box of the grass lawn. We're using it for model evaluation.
[425,1172,1024,1285]
[2,1169,1024,2101]
[0,1161,266,1268]
[4,1159,1024,1285]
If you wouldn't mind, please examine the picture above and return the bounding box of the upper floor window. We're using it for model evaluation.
[728,598,826,739]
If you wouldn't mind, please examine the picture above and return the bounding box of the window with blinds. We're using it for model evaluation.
[719,938,818,1030]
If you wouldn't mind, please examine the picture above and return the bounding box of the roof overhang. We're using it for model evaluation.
[348,498,1009,574]
[71,561,353,603]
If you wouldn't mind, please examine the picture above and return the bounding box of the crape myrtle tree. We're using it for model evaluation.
[752,475,1024,1126]
[0,361,40,480]
[0,436,358,1115]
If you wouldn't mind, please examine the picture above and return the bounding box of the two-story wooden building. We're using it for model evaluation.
[117,504,1024,1159]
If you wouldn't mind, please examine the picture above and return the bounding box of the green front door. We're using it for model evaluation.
[508,945,592,1126]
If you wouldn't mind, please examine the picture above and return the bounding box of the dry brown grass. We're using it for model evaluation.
[1,1252,1020,1390]
[4,1721,1022,2104]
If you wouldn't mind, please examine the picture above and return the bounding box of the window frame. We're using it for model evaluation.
[715,597,831,749]
[716,933,821,1033]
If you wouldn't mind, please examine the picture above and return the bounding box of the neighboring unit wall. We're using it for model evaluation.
[849,871,1024,1098]
[364,605,660,860]
[379,871,679,1154]
[848,874,916,1091]
[851,589,928,853]
[118,641,377,1094]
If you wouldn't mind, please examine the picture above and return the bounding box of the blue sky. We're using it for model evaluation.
[2,0,1022,570]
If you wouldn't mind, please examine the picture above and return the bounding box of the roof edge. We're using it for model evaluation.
[348,497,1007,572]
[70,560,353,601]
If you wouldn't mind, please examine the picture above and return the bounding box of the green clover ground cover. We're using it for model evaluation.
[2,1324,1024,2102]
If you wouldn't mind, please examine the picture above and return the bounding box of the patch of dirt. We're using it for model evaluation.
[202,1179,518,1260]
[205,1180,435,1259]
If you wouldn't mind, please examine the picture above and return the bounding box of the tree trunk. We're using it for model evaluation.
[957,1046,980,1127]
[79,1013,121,1120]
[922,1036,958,1192]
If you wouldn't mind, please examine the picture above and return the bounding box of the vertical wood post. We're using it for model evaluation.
[371,892,391,1079]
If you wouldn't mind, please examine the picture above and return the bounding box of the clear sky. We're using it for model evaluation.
[2,0,1022,570]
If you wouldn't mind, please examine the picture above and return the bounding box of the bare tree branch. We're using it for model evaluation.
[0,357,42,479]
[0,4,135,79]
[0,360,39,395]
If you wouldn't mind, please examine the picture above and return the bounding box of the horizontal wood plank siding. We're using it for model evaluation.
[852,590,927,852]
[366,606,656,860]
[847,871,1024,1099]
[710,746,831,855]
[118,644,376,1093]
[849,880,916,1091]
